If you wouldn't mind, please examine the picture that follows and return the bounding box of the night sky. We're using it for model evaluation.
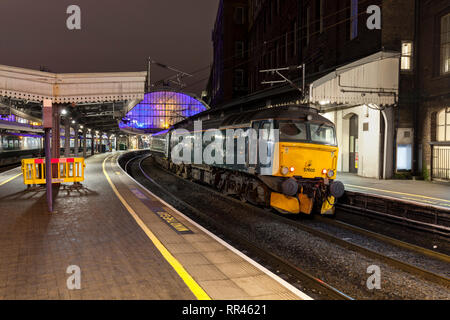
[0,0,219,95]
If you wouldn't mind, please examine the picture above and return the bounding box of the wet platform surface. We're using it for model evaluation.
[0,152,307,300]
[339,173,450,210]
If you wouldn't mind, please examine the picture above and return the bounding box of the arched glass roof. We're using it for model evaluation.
[119,90,209,133]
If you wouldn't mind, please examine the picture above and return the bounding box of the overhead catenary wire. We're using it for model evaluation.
[153,0,379,90]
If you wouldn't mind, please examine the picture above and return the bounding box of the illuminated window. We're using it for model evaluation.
[437,107,450,141]
[441,13,450,75]
[397,144,412,171]
[401,41,413,71]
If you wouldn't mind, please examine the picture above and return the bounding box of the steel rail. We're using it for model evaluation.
[336,203,450,238]
[313,215,450,264]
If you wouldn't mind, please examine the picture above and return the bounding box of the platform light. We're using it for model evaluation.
[61,109,67,115]
[72,120,76,124]
[319,100,331,106]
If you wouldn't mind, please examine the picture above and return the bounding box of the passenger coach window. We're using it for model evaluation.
[279,121,307,141]
[310,124,336,145]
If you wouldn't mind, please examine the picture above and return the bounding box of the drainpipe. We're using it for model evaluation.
[413,0,420,175]
[381,109,389,179]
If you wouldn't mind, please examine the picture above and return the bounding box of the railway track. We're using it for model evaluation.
[313,215,450,263]
[122,152,450,299]
[123,153,353,300]
[337,192,450,238]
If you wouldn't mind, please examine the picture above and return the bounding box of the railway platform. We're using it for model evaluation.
[0,152,309,300]
[339,173,450,210]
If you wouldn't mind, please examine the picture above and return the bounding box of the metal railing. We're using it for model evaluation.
[432,145,450,181]
[337,191,450,237]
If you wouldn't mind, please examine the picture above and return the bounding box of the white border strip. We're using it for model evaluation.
[0,165,21,177]
[345,186,450,212]
[114,153,312,300]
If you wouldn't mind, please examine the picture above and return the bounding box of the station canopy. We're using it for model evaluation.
[119,90,209,134]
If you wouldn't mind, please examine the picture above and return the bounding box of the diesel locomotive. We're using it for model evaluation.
[149,105,345,215]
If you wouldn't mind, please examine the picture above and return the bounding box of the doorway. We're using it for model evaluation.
[349,114,359,174]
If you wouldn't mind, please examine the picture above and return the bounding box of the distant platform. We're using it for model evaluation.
[339,173,450,210]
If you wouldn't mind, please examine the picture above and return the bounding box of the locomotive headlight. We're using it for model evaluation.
[290,167,295,173]
[327,170,335,178]
[322,169,328,175]
[281,167,290,175]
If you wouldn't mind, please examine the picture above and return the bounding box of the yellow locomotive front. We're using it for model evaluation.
[268,119,345,215]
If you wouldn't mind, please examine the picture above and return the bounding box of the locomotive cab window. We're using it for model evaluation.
[310,123,337,145]
[279,121,307,141]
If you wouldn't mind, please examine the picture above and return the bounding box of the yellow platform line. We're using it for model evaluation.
[0,173,22,187]
[102,157,210,300]
[346,184,450,204]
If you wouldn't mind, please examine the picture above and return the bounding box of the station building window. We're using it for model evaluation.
[397,144,412,171]
[234,7,245,25]
[437,107,450,141]
[234,69,245,87]
[350,0,358,40]
[235,41,244,58]
[441,13,450,75]
[401,41,413,71]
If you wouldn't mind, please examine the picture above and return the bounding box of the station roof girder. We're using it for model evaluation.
[0,64,147,104]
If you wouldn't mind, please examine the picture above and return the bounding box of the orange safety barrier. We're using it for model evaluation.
[21,158,86,185]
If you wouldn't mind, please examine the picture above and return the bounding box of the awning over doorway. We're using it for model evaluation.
[309,51,400,107]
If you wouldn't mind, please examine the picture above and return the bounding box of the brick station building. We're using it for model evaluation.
[417,0,450,181]
[207,0,450,181]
